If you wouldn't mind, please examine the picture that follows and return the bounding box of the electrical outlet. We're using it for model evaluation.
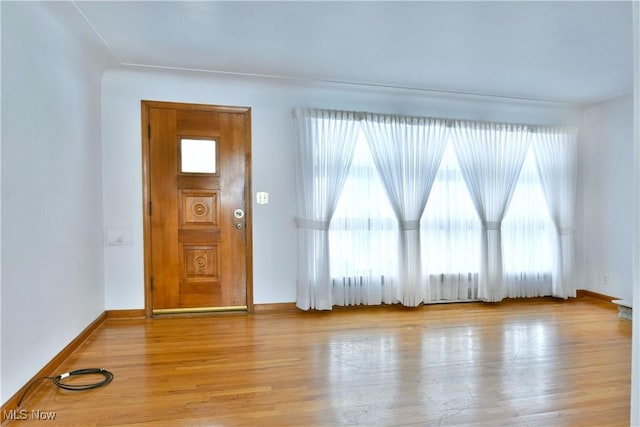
[603,275,609,287]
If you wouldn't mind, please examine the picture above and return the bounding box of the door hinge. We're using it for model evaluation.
[147,124,151,139]
[150,277,154,290]
[149,201,152,216]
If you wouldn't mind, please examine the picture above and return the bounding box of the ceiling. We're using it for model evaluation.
[73,1,633,104]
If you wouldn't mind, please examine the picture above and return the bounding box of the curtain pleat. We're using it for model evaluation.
[532,127,578,299]
[362,114,449,306]
[293,108,360,310]
[452,121,531,302]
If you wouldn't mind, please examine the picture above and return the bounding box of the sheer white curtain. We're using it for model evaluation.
[452,121,531,302]
[293,108,360,310]
[502,148,555,297]
[421,142,482,302]
[330,134,399,306]
[532,127,578,299]
[295,107,576,309]
[362,114,449,306]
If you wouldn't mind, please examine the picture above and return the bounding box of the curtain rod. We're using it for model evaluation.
[292,107,578,134]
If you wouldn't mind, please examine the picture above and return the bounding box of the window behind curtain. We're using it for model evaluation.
[330,131,398,306]
[421,142,481,301]
[330,134,555,305]
[502,147,555,297]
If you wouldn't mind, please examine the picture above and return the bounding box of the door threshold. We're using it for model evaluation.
[152,306,248,315]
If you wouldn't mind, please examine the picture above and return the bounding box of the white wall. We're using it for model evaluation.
[579,92,636,426]
[0,2,114,403]
[102,67,583,309]
[580,94,634,302]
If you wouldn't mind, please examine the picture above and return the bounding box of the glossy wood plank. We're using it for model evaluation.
[3,297,631,426]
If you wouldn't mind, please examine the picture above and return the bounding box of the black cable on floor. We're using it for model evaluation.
[17,368,114,406]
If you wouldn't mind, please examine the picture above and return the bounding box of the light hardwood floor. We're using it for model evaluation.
[3,297,632,426]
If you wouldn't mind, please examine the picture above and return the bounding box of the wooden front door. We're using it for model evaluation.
[142,101,252,315]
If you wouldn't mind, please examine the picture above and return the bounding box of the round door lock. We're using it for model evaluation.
[234,209,245,219]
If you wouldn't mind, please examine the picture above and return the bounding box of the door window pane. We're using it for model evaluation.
[181,138,216,173]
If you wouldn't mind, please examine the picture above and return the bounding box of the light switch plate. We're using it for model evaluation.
[256,192,269,205]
